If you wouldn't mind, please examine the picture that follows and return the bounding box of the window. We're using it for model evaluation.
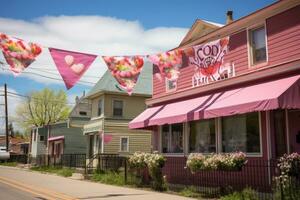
[120,137,129,152]
[189,119,216,153]
[39,135,44,142]
[166,79,177,92]
[222,112,261,153]
[113,100,123,117]
[249,26,267,65]
[79,111,87,116]
[161,123,183,153]
[97,99,103,116]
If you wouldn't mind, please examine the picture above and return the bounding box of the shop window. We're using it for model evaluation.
[113,100,123,117]
[161,123,183,153]
[120,137,129,152]
[222,112,261,153]
[39,135,44,142]
[189,119,216,153]
[249,26,267,66]
[97,99,103,116]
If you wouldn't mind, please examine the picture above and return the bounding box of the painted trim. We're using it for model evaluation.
[119,136,129,152]
[285,109,290,154]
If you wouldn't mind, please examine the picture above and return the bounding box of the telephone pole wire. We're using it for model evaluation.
[4,84,9,152]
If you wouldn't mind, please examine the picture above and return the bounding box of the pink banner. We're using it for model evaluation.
[49,48,97,89]
[189,37,233,86]
[102,56,144,95]
[148,49,183,81]
[0,33,42,75]
[103,134,113,144]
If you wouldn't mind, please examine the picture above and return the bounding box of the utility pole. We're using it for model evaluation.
[4,84,9,152]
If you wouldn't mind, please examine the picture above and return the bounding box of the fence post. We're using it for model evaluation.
[124,158,127,184]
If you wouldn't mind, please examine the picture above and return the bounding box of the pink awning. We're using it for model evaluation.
[129,75,300,129]
[48,136,65,141]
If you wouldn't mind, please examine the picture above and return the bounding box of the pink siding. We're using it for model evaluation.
[152,5,300,99]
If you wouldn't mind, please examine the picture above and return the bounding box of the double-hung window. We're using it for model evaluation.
[120,137,129,152]
[113,100,123,117]
[97,99,103,116]
[249,26,267,65]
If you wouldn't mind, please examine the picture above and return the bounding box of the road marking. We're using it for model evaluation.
[0,176,79,200]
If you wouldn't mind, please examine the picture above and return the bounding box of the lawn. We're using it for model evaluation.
[30,166,75,177]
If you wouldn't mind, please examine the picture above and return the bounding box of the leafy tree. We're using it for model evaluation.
[16,88,70,129]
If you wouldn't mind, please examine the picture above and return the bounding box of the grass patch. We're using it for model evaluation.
[91,170,125,186]
[0,162,17,167]
[30,166,75,177]
[179,186,202,198]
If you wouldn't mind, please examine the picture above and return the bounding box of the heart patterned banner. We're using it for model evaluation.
[0,33,42,75]
[102,56,144,95]
[49,48,97,89]
[148,49,183,81]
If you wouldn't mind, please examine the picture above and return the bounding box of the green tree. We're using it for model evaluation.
[16,88,70,129]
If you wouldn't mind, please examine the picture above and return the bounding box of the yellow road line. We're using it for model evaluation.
[0,176,79,200]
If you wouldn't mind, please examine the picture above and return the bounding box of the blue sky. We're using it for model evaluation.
[0,0,275,131]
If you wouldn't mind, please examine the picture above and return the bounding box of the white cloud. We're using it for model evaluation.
[0,16,188,86]
[0,88,23,134]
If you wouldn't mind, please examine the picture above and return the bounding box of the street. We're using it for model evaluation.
[0,166,193,200]
[0,182,38,200]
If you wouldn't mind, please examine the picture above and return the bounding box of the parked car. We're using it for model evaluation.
[0,146,10,161]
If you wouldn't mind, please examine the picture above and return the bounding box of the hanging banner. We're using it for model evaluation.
[49,48,97,89]
[189,37,235,87]
[0,33,42,75]
[103,133,113,144]
[102,56,144,95]
[148,49,183,81]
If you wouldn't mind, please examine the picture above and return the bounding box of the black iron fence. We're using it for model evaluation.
[29,154,86,168]
[86,153,125,172]
[7,154,28,164]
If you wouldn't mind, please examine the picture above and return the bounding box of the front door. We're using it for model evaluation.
[271,110,287,158]
[288,109,300,153]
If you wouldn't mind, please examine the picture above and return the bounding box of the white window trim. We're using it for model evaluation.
[112,99,124,118]
[119,136,129,152]
[165,78,177,93]
[247,20,269,68]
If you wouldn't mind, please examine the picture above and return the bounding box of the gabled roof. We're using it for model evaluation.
[179,19,223,46]
[86,61,152,98]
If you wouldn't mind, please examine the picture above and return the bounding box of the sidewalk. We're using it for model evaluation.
[0,166,193,200]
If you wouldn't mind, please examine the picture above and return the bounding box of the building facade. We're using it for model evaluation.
[83,64,152,166]
[130,0,300,188]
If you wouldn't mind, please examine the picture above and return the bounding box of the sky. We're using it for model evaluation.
[0,0,276,133]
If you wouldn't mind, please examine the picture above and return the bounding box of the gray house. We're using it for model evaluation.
[29,93,91,160]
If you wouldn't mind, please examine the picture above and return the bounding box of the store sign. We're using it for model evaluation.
[189,37,235,87]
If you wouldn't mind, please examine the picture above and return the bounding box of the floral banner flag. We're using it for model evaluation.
[49,48,97,89]
[0,33,42,75]
[103,133,113,144]
[102,56,144,95]
[148,49,183,81]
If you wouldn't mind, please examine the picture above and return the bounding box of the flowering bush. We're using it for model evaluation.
[186,152,247,173]
[276,152,300,188]
[129,151,167,191]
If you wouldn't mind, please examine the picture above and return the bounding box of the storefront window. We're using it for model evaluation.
[189,119,216,153]
[161,123,183,153]
[222,112,260,153]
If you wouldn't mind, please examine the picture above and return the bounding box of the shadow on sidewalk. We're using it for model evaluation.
[79,193,146,199]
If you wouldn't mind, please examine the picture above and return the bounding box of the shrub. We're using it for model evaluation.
[128,152,167,191]
[220,188,259,200]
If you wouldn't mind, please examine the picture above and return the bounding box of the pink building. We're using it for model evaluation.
[129,0,300,192]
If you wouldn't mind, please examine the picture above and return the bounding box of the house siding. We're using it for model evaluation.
[152,5,300,100]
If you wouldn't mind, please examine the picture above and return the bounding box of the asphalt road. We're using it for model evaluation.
[0,182,41,200]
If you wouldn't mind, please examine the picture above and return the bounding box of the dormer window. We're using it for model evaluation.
[98,99,103,116]
[249,26,267,66]
[113,100,123,117]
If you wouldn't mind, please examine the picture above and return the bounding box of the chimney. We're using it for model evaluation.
[226,11,233,24]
